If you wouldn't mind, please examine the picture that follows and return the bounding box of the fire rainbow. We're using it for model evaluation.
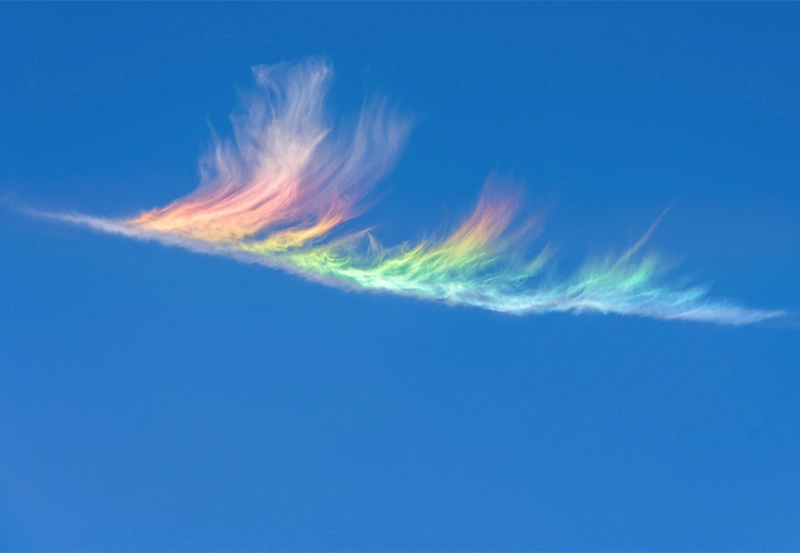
[47,58,783,325]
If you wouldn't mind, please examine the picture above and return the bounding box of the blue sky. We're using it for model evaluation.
[1,3,799,550]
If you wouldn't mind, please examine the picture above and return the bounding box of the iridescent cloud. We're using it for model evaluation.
[45,58,782,325]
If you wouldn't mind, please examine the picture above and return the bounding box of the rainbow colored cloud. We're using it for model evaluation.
[47,58,782,325]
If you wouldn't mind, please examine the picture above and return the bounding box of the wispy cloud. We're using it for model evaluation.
[32,58,783,325]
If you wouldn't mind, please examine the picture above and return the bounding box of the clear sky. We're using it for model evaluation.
[1,2,799,550]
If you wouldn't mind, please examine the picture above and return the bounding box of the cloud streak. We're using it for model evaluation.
[38,58,783,325]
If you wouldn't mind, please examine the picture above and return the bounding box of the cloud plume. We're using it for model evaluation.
[42,58,783,325]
